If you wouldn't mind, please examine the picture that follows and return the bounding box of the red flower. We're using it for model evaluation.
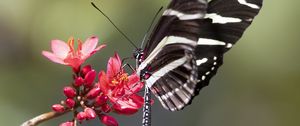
[42,36,106,69]
[98,53,144,115]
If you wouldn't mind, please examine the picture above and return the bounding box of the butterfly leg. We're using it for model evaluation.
[121,63,136,73]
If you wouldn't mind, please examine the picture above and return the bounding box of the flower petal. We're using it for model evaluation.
[113,104,139,115]
[82,36,98,55]
[127,74,143,94]
[111,94,144,115]
[88,44,106,56]
[107,53,122,81]
[63,57,82,69]
[83,44,106,60]
[51,39,69,59]
[129,94,144,107]
[112,99,139,115]
[114,52,121,65]
[94,44,106,51]
[98,71,109,94]
[42,51,66,65]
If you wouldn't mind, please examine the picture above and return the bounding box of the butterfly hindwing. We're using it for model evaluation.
[146,43,198,111]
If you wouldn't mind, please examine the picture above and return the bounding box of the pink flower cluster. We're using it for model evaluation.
[43,36,144,126]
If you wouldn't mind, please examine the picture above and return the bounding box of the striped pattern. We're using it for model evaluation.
[145,45,198,111]
[138,0,207,111]
[163,9,205,20]
[137,0,263,112]
[204,13,242,24]
[195,0,263,92]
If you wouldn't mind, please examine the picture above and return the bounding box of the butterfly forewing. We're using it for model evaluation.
[138,0,207,111]
[138,0,263,111]
[143,0,207,56]
[194,0,263,94]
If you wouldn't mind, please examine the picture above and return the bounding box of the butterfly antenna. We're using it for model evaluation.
[140,6,163,48]
[91,2,138,49]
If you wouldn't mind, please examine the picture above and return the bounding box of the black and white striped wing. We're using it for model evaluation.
[139,0,263,111]
[143,0,207,56]
[194,0,263,94]
[138,0,207,111]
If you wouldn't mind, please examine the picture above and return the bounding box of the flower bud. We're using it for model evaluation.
[63,86,76,98]
[84,108,97,120]
[81,65,92,76]
[59,121,74,126]
[65,98,75,108]
[100,114,118,126]
[76,112,87,121]
[72,67,80,74]
[52,104,65,113]
[101,103,111,113]
[84,70,96,87]
[86,87,101,99]
[95,94,108,106]
[74,77,84,87]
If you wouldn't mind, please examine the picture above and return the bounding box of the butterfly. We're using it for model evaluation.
[135,0,263,112]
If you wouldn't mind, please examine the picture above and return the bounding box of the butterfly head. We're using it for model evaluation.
[133,48,144,64]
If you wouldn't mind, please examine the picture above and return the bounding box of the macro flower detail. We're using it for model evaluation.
[42,36,106,69]
[40,40,145,126]
[98,53,144,115]
[46,53,146,126]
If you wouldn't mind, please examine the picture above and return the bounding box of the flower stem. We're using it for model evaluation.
[21,109,71,126]
[73,119,77,126]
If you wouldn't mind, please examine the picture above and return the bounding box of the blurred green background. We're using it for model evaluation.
[0,0,299,126]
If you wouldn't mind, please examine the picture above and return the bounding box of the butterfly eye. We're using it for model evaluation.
[133,50,140,59]
[135,49,144,60]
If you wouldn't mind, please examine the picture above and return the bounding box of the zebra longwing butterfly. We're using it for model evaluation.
[135,0,263,112]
